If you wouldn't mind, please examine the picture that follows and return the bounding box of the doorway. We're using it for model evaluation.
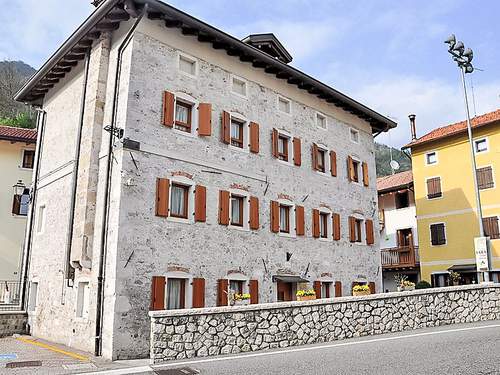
[397,228,413,247]
[277,281,293,302]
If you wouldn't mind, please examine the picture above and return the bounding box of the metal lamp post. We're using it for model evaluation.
[444,34,490,283]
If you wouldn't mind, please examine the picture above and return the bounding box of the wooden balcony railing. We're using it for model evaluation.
[381,246,419,268]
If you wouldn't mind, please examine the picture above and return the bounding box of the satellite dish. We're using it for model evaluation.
[390,160,400,171]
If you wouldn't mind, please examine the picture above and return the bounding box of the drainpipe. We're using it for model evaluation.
[94,2,147,357]
[20,109,46,312]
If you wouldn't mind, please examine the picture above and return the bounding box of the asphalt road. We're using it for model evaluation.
[132,320,500,375]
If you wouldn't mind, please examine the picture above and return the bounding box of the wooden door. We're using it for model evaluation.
[277,281,293,302]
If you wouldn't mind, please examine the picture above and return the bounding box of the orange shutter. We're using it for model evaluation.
[270,200,280,233]
[249,279,259,304]
[311,143,318,170]
[221,111,231,144]
[347,156,354,182]
[271,128,279,158]
[332,213,341,240]
[334,281,342,297]
[198,103,212,136]
[150,276,165,310]
[312,209,320,238]
[330,150,337,177]
[368,282,376,294]
[162,91,174,127]
[366,219,374,245]
[156,178,169,217]
[249,122,260,153]
[349,216,356,242]
[313,281,321,299]
[194,185,206,222]
[192,278,205,308]
[219,190,230,225]
[362,162,369,186]
[249,196,260,230]
[217,279,228,306]
[295,205,305,236]
[293,137,301,166]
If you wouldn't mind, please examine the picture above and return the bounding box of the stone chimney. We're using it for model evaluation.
[409,114,417,140]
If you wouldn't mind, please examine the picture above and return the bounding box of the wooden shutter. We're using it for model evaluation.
[249,196,260,230]
[271,128,279,158]
[368,282,376,294]
[150,276,165,310]
[365,219,374,245]
[332,213,341,241]
[293,137,302,166]
[312,209,320,238]
[348,216,356,242]
[334,281,342,297]
[219,190,230,225]
[221,111,231,144]
[311,143,318,170]
[427,177,442,199]
[249,122,260,153]
[192,278,205,308]
[249,279,259,304]
[347,156,354,182]
[313,281,321,299]
[482,217,499,239]
[295,205,305,236]
[477,166,494,190]
[198,103,212,136]
[155,178,169,217]
[162,91,174,127]
[362,162,369,186]
[194,185,206,222]
[270,200,280,233]
[217,279,228,306]
[330,150,337,177]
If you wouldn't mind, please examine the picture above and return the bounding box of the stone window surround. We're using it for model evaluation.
[318,206,333,242]
[276,128,293,166]
[425,151,438,166]
[277,95,292,115]
[314,142,330,177]
[278,198,296,238]
[172,92,199,138]
[75,278,91,321]
[351,213,365,245]
[228,188,250,232]
[167,175,195,225]
[225,272,250,297]
[316,112,327,130]
[164,270,194,310]
[230,74,248,99]
[474,137,489,154]
[177,51,198,78]
[228,112,250,153]
[350,154,363,185]
[349,127,360,144]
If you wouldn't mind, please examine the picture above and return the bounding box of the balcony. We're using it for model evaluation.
[381,246,419,269]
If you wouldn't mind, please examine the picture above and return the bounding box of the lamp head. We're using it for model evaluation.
[444,34,456,47]
[463,47,473,62]
[453,41,465,55]
[465,64,474,74]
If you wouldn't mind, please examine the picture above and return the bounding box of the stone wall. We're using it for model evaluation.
[0,312,27,338]
[150,284,500,363]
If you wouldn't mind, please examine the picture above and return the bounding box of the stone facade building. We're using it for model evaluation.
[15,0,396,359]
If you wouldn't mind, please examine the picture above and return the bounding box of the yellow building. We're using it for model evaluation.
[0,126,36,286]
[404,110,500,286]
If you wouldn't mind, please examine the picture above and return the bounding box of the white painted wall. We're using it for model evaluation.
[379,191,418,249]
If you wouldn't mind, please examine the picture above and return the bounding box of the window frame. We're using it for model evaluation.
[395,190,410,209]
[425,151,438,166]
[474,137,489,154]
[278,134,289,162]
[430,222,447,246]
[230,195,244,227]
[354,218,363,243]
[231,75,248,98]
[352,159,360,183]
[170,183,190,219]
[316,112,327,130]
[177,51,198,78]
[75,281,90,319]
[167,175,195,224]
[319,210,332,241]
[174,100,193,133]
[279,204,291,234]
[166,277,187,310]
[476,165,495,191]
[228,113,250,153]
[426,176,443,200]
[21,149,35,169]
[172,92,198,137]
[230,118,244,149]
[349,128,360,144]
[277,95,291,115]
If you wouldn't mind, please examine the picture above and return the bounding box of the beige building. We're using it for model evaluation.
[0,126,37,284]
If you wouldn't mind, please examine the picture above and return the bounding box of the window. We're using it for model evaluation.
[430,223,446,245]
[477,166,494,190]
[230,118,244,148]
[76,282,90,318]
[12,188,30,216]
[178,54,197,76]
[231,76,247,97]
[483,216,500,240]
[174,100,192,133]
[321,282,331,298]
[37,205,45,233]
[427,177,442,199]
[350,128,359,143]
[395,191,409,209]
[426,152,437,165]
[279,205,290,233]
[28,282,38,312]
[316,113,326,129]
[229,280,244,295]
[317,148,326,173]
[474,138,488,153]
[170,183,189,219]
[354,218,362,242]
[320,212,329,238]
[278,135,289,161]
[22,150,35,169]
[230,195,244,227]
[278,96,291,114]
[352,159,360,183]
[166,278,186,310]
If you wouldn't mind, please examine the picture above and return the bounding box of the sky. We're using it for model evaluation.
[1,0,499,147]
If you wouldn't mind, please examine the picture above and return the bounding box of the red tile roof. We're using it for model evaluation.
[404,109,500,149]
[0,125,37,143]
[377,170,413,193]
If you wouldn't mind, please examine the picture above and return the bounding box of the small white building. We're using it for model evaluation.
[377,170,420,291]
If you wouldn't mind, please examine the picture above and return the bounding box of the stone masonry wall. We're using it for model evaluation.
[0,312,27,338]
[150,284,500,363]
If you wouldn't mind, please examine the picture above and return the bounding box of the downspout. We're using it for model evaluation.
[20,109,46,312]
[94,2,147,356]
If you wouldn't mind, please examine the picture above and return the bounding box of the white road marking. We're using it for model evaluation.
[86,323,500,374]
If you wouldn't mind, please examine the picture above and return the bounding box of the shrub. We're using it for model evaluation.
[415,280,431,289]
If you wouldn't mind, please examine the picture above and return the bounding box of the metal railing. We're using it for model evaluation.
[0,281,22,311]
[381,246,419,268]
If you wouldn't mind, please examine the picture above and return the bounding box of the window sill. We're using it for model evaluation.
[228,144,250,154]
[229,225,249,232]
[279,232,296,239]
[19,167,34,171]
[173,128,197,138]
[277,159,293,167]
[319,237,333,243]
[167,216,193,225]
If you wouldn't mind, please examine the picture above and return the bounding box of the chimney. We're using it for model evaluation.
[91,0,104,7]
[409,114,417,140]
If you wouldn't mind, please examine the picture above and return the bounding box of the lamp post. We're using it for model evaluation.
[12,180,26,198]
[444,34,490,283]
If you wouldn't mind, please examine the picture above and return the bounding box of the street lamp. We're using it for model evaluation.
[445,34,490,283]
[13,180,26,197]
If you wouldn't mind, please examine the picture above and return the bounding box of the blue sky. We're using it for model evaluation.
[1,0,498,147]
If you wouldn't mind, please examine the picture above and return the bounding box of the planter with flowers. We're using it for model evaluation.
[232,293,251,306]
[449,271,461,286]
[352,284,371,296]
[296,289,316,301]
[402,280,415,291]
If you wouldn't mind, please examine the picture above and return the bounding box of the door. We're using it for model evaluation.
[397,228,413,247]
[277,281,293,302]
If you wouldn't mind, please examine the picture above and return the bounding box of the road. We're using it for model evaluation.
[87,320,500,375]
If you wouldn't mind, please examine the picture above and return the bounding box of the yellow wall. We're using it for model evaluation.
[0,140,35,280]
[411,123,500,282]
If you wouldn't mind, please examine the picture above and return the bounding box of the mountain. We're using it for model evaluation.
[0,60,36,78]
[375,142,412,177]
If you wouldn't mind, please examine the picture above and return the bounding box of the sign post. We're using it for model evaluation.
[474,237,490,281]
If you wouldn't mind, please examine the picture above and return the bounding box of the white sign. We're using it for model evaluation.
[474,237,489,272]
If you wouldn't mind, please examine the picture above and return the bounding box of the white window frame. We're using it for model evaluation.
[227,273,249,304]
[429,222,447,247]
[230,75,248,98]
[425,151,438,166]
[277,95,291,115]
[228,112,250,153]
[276,129,293,165]
[28,280,39,313]
[75,280,90,319]
[20,148,35,170]
[229,189,250,231]
[426,175,443,200]
[316,112,327,130]
[278,199,296,238]
[349,128,360,144]
[167,176,195,225]
[318,207,333,242]
[177,52,198,78]
[351,213,365,245]
[165,270,193,310]
[474,137,489,154]
[477,164,495,191]
[350,155,362,185]
[315,143,330,177]
[36,204,46,234]
[173,92,198,138]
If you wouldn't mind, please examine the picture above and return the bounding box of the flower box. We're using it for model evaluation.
[233,299,250,306]
[297,295,316,302]
[352,290,371,297]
